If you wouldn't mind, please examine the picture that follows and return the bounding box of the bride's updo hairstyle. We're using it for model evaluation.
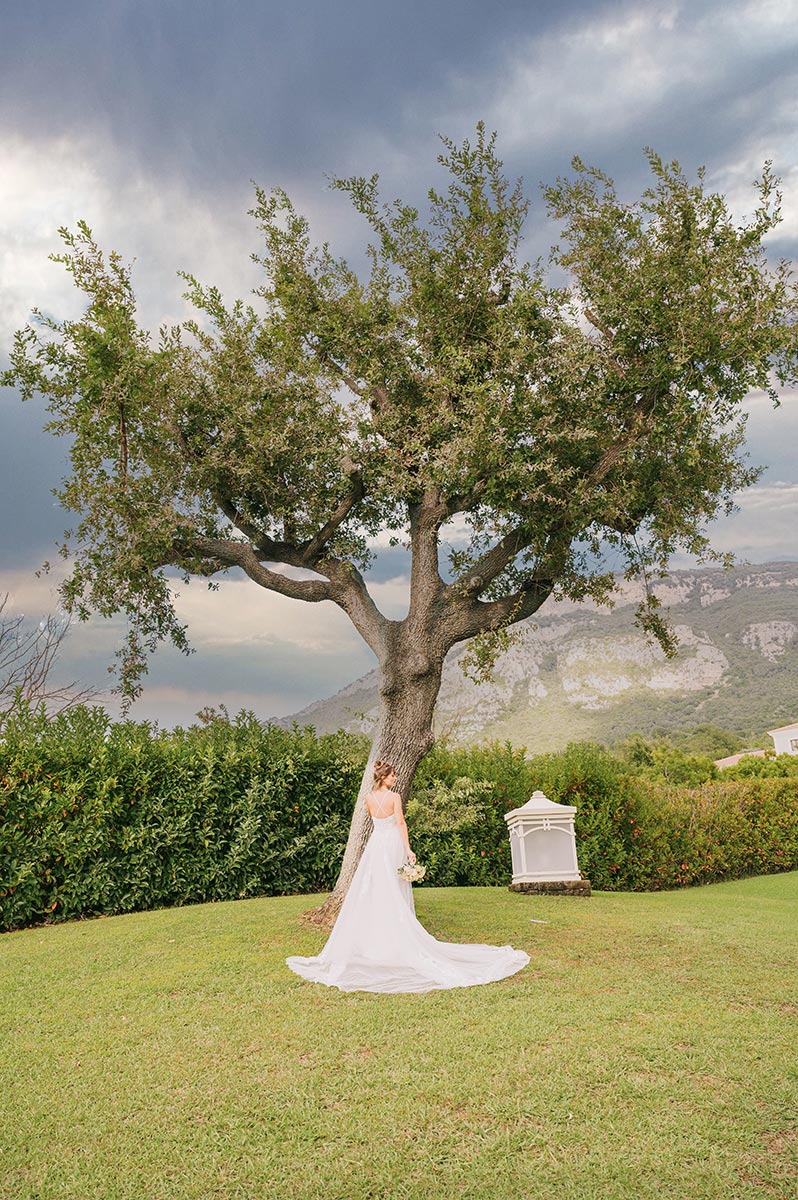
[373,760,395,789]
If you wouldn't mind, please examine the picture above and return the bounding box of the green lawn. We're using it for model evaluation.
[2,875,796,1200]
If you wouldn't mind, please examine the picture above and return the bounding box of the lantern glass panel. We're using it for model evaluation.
[523,827,574,876]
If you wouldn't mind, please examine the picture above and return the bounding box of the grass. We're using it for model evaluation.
[2,875,797,1200]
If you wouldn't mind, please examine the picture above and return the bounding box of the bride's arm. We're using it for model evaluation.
[394,792,416,863]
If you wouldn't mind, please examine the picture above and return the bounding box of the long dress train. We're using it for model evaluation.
[286,811,530,994]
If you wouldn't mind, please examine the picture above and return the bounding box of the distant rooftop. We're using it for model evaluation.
[714,750,767,769]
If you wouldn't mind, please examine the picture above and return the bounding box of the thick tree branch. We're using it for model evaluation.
[191,536,333,601]
[449,522,530,599]
[449,386,665,600]
[182,522,389,657]
[323,559,389,657]
[167,530,387,655]
[587,386,662,485]
[440,478,489,520]
[443,573,555,644]
[443,523,573,644]
[167,420,383,644]
[407,490,447,624]
[476,575,554,631]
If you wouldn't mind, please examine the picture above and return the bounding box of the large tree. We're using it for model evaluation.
[4,127,796,920]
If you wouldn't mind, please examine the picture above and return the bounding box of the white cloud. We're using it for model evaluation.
[0,565,64,617]
[733,482,798,513]
[475,0,798,156]
[0,134,355,355]
[0,556,403,666]
[0,129,380,359]
[672,481,798,565]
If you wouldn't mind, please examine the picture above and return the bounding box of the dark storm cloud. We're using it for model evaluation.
[0,395,70,568]
[0,0,610,189]
[4,1,795,270]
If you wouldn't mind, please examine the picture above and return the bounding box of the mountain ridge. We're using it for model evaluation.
[281,561,798,752]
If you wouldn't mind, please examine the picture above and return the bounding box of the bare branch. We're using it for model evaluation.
[306,339,367,399]
[310,337,393,416]
[584,307,615,341]
[0,594,101,715]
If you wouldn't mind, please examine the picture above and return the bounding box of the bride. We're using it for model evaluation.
[286,760,530,993]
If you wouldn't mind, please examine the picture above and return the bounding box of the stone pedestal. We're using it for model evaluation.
[508,879,592,897]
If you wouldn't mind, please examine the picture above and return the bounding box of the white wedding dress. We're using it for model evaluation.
[286,798,530,994]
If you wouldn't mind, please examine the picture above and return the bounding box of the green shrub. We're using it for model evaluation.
[618,777,798,890]
[720,753,798,779]
[520,742,643,888]
[410,742,535,887]
[614,736,718,785]
[405,777,496,834]
[2,706,796,932]
[0,701,365,931]
[408,741,798,893]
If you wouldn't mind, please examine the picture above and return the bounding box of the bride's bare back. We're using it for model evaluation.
[365,788,400,819]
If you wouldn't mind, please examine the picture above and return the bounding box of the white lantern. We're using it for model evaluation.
[504,790,591,896]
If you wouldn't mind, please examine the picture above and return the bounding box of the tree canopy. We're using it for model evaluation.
[5,126,797,702]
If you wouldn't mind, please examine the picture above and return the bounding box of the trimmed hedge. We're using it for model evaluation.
[615,777,798,889]
[0,703,365,931]
[2,705,797,931]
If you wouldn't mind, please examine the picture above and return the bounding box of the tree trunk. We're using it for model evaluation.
[303,648,443,928]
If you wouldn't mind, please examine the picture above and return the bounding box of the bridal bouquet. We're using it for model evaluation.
[398,860,426,883]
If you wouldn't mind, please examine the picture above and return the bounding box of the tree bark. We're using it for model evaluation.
[301,535,558,929]
[303,643,444,927]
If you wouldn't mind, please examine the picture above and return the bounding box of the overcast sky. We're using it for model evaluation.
[1,0,797,726]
